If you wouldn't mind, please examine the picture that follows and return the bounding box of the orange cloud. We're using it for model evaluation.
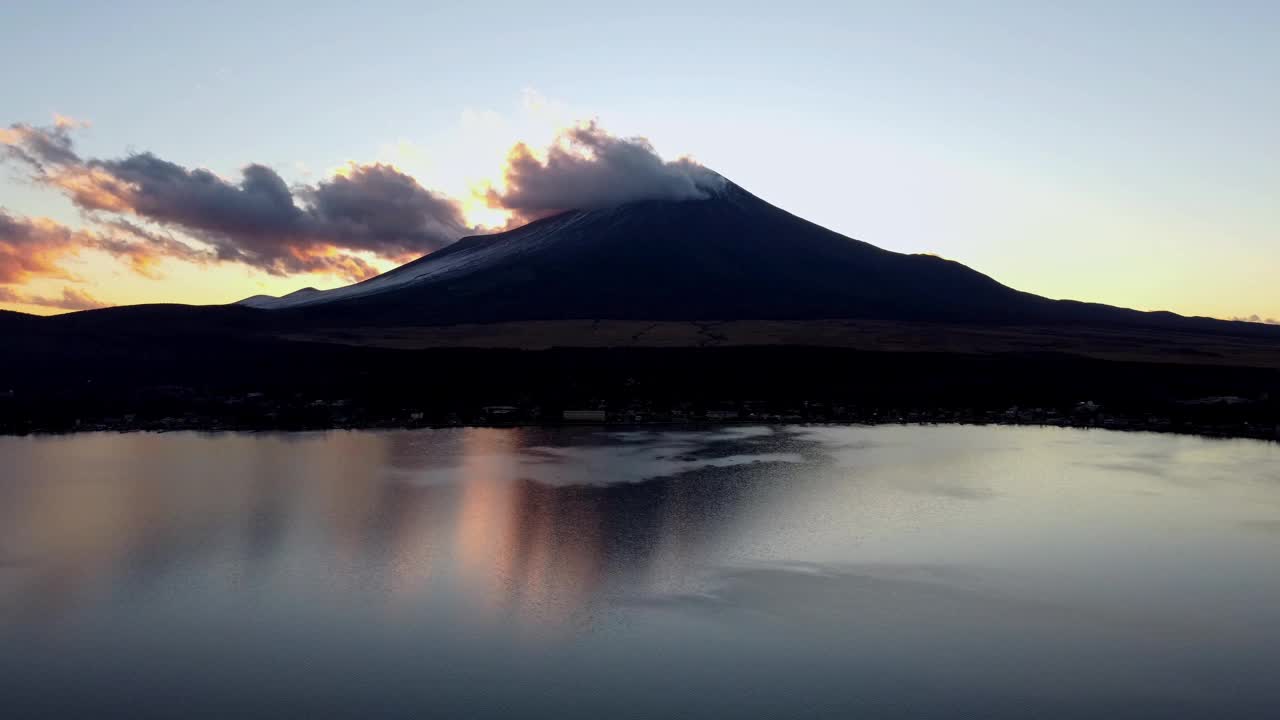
[0,209,214,286]
[91,218,216,278]
[0,285,109,311]
[0,211,85,284]
[49,165,137,213]
[52,114,89,130]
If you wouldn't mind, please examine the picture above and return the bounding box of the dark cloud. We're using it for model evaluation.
[59,152,322,273]
[58,154,465,281]
[70,154,302,237]
[1230,314,1280,325]
[0,285,109,311]
[303,164,471,260]
[3,122,471,282]
[0,117,83,174]
[485,120,724,222]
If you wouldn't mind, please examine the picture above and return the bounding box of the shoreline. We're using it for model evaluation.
[6,413,1277,443]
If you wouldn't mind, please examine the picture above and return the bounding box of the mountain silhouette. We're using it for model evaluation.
[233,179,1276,337]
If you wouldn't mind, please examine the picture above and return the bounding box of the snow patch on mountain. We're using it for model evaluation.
[237,211,595,310]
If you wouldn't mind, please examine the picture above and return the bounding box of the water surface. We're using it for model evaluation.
[2,425,1278,718]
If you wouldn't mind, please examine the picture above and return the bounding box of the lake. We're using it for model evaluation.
[2,425,1278,718]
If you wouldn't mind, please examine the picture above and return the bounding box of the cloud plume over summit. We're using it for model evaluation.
[485,121,723,222]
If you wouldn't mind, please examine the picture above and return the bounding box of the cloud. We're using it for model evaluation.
[303,163,470,261]
[62,156,465,281]
[0,285,109,311]
[0,208,209,284]
[88,218,216,278]
[5,122,470,282]
[484,120,724,222]
[1230,314,1280,325]
[0,210,85,283]
[0,118,84,174]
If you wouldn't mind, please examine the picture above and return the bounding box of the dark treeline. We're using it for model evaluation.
[2,329,1277,438]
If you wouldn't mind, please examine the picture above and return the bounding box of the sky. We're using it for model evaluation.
[1,1,1276,321]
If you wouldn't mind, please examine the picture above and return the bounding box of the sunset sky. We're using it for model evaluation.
[2,1,1277,321]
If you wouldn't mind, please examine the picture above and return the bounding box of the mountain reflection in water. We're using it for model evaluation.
[2,425,1278,718]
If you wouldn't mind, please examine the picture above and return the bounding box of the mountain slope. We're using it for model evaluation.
[256,181,1035,325]
[236,180,1275,339]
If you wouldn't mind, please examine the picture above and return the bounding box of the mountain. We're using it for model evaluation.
[243,180,1021,323]
[242,180,1037,324]
[237,179,1278,338]
[240,286,320,308]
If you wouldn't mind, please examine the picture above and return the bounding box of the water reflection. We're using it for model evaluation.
[0,427,805,630]
[1,425,1279,717]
